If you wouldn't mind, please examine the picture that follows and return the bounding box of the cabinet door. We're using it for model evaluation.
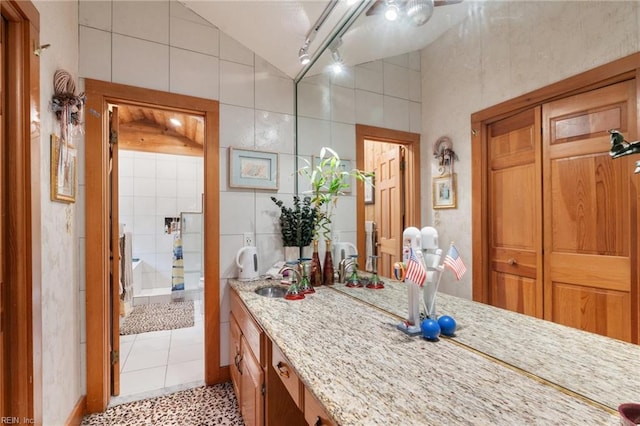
[241,335,264,426]
[542,80,636,342]
[488,107,543,317]
[230,312,242,402]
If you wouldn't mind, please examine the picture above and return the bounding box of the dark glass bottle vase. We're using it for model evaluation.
[323,240,334,285]
[310,239,323,287]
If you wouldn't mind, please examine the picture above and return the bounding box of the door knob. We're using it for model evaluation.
[507,258,517,265]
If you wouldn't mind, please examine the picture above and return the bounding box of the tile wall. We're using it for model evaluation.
[118,150,204,292]
[78,0,295,372]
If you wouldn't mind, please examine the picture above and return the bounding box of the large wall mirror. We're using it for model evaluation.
[295,0,640,414]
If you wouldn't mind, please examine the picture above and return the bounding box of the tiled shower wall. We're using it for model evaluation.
[118,150,204,292]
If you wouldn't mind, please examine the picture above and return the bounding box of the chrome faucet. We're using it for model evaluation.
[278,265,302,284]
[338,258,355,283]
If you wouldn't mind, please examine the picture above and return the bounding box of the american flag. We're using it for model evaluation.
[405,247,426,287]
[444,244,466,280]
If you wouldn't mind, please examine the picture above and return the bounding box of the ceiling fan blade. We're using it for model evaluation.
[365,0,385,16]
[367,0,463,17]
[434,0,463,6]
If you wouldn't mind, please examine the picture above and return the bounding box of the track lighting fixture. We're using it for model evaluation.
[330,47,344,74]
[298,44,311,65]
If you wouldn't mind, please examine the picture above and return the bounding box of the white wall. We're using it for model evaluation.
[33,1,82,424]
[118,150,204,292]
[297,53,423,247]
[421,1,640,299]
[77,0,296,374]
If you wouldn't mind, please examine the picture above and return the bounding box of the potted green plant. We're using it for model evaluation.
[298,147,370,285]
[271,195,317,260]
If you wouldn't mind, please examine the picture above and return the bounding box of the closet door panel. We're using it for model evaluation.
[542,80,636,342]
[488,107,543,318]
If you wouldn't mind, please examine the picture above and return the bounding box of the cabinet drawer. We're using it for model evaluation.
[304,388,335,426]
[231,289,264,365]
[271,342,302,409]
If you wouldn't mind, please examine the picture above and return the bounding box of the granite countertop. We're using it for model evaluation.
[334,279,640,411]
[230,279,618,425]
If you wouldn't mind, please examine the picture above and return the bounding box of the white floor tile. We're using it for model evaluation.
[120,334,137,343]
[119,365,167,396]
[135,329,171,341]
[164,359,203,388]
[170,326,203,345]
[123,347,169,372]
[119,340,135,372]
[129,335,171,353]
[168,342,203,364]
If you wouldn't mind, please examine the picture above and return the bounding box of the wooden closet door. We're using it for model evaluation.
[488,108,543,317]
[542,80,636,342]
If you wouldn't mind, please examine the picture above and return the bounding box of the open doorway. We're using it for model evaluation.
[355,124,421,278]
[84,79,221,413]
[111,103,206,402]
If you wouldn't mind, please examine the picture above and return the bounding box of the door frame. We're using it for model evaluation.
[1,1,42,422]
[84,79,222,413]
[471,52,640,343]
[355,124,421,259]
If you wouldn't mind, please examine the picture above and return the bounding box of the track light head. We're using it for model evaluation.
[298,46,310,65]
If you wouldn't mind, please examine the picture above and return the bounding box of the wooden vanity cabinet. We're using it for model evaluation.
[230,290,265,426]
[230,287,335,426]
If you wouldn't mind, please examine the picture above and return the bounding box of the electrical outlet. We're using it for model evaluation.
[243,232,254,247]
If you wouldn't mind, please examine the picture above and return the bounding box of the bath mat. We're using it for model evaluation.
[81,382,243,426]
[120,300,194,335]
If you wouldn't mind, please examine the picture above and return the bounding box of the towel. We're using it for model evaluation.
[365,221,375,271]
[119,232,133,300]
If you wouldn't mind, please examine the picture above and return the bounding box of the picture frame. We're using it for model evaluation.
[50,134,77,203]
[364,175,374,204]
[432,173,456,209]
[229,147,279,190]
[313,156,353,194]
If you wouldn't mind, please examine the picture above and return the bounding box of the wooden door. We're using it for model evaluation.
[375,146,403,278]
[542,80,636,342]
[241,336,264,426]
[109,106,121,394]
[0,14,5,416]
[488,108,543,317]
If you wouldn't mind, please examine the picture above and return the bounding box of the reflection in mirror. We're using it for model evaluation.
[295,0,640,414]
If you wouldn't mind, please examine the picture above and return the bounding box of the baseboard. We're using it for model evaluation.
[218,365,231,383]
[65,395,86,426]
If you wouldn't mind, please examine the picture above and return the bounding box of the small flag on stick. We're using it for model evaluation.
[405,247,426,287]
[444,244,466,280]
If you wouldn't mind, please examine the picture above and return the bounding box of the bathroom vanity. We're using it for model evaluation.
[229,278,635,425]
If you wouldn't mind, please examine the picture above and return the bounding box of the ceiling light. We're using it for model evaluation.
[330,47,344,74]
[405,0,435,26]
[384,0,400,21]
[170,118,182,127]
[298,46,310,65]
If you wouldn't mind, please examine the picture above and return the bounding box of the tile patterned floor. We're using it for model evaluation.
[111,295,204,406]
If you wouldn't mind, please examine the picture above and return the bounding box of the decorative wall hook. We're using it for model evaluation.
[433,136,459,173]
[33,43,51,56]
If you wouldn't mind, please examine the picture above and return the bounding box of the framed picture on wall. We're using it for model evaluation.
[364,175,374,204]
[229,148,279,190]
[432,174,456,209]
[50,134,77,203]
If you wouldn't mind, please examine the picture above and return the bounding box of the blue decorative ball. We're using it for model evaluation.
[421,318,441,341]
[438,315,457,336]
